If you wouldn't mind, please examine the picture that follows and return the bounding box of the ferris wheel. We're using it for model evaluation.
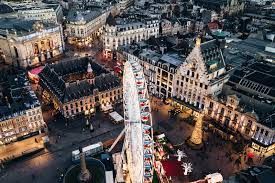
[122,57,154,183]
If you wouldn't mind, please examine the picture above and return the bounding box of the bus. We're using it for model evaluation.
[72,142,104,161]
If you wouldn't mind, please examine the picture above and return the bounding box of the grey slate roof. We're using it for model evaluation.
[39,57,121,103]
[0,73,40,121]
[200,39,225,73]
[0,3,14,14]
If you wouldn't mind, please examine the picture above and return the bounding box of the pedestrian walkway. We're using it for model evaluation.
[0,135,45,162]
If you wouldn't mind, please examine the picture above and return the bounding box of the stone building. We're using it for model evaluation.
[193,0,245,17]
[66,8,111,46]
[39,57,122,118]
[0,73,46,145]
[173,38,229,110]
[0,19,64,68]
[204,61,275,156]
[0,1,63,24]
[123,46,183,98]
[103,14,159,58]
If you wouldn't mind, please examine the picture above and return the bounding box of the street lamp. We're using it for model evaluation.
[84,108,95,129]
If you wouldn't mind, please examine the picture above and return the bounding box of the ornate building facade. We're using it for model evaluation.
[0,19,64,68]
[39,57,122,118]
[103,14,159,58]
[173,38,229,110]
[193,0,244,17]
[204,62,275,156]
[121,47,181,98]
[0,73,46,145]
[66,8,111,46]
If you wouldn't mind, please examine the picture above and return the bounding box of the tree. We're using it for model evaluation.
[181,162,192,175]
[189,114,203,145]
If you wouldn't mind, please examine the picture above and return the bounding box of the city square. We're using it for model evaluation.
[0,0,274,183]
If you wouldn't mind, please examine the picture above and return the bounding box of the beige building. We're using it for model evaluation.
[0,74,46,145]
[39,57,122,118]
[161,18,193,36]
[66,8,111,46]
[0,19,64,68]
[204,61,275,156]
[173,38,229,110]
[103,14,159,58]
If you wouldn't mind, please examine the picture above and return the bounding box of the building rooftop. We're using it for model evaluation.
[67,9,103,24]
[221,61,275,128]
[160,53,185,67]
[0,3,14,14]
[0,18,58,37]
[199,39,226,74]
[225,166,275,183]
[0,73,40,121]
[39,57,121,103]
[2,1,59,12]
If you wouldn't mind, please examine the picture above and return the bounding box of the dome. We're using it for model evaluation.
[0,3,14,14]
[75,11,84,22]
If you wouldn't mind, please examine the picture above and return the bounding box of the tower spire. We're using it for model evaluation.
[195,37,201,47]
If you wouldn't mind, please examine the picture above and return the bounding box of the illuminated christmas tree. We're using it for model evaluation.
[189,113,203,145]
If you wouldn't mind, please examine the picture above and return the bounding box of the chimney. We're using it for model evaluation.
[160,45,167,55]
[65,82,70,88]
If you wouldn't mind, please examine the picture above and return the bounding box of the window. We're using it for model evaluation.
[187,70,190,76]
[205,85,208,90]
[209,102,213,108]
[192,72,194,77]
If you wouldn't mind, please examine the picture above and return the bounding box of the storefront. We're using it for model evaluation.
[251,139,275,157]
[171,97,199,116]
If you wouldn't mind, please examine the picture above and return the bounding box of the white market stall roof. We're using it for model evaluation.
[101,104,113,112]
[109,111,123,123]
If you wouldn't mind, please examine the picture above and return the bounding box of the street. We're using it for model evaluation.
[0,96,264,183]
